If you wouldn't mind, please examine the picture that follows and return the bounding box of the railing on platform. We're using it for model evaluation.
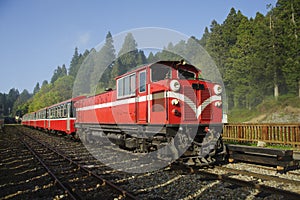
[223,123,300,149]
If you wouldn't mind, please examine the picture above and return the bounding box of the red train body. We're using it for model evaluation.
[22,61,226,165]
[22,96,85,135]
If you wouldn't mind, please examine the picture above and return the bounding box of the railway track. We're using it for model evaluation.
[195,167,300,200]
[1,126,136,199]
[0,126,65,199]
[2,125,300,199]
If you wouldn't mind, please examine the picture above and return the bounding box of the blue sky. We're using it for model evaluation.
[0,0,276,93]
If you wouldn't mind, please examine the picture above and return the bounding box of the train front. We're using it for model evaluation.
[151,61,226,166]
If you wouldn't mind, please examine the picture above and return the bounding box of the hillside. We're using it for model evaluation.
[228,95,300,123]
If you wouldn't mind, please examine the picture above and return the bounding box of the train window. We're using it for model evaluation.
[117,78,123,97]
[130,75,135,94]
[60,105,63,118]
[139,71,146,93]
[71,103,76,118]
[178,68,195,80]
[61,105,63,117]
[117,73,136,98]
[152,92,165,112]
[55,107,58,118]
[124,76,130,96]
[151,64,171,82]
[63,104,67,117]
[57,106,60,118]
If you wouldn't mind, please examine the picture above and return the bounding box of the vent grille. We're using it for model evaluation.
[201,89,211,120]
[183,86,196,121]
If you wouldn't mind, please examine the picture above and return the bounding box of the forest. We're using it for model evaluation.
[0,0,299,120]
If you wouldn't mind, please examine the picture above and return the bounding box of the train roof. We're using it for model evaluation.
[115,60,201,79]
[47,96,86,108]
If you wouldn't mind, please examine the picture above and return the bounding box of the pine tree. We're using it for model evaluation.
[33,82,40,94]
[136,50,147,66]
[69,47,80,77]
[12,89,31,117]
[110,32,138,80]
[273,0,300,96]
[7,88,19,116]
[147,52,156,63]
[42,80,48,87]
[228,17,254,109]
[61,64,67,76]
[199,27,210,47]
[99,32,116,88]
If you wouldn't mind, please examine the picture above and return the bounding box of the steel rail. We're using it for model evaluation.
[196,169,300,200]
[213,165,300,185]
[20,139,78,200]
[20,129,137,200]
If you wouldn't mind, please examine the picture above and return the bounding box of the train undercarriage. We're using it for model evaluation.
[76,123,227,167]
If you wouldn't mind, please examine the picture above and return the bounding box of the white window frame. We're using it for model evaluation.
[117,73,136,99]
[139,70,146,93]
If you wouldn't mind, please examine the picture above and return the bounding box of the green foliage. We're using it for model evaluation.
[68,47,87,78]
[28,76,74,112]
[203,1,300,110]
[33,82,40,94]
[20,0,300,119]
[109,33,146,88]
[229,94,300,122]
[12,89,32,116]
[51,65,67,83]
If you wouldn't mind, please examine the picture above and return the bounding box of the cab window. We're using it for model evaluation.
[117,73,136,98]
[139,71,146,93]
[151,64,171,82]
[178,68,195,80]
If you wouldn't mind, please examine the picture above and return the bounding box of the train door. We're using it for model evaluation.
[136,70,147,123]
[67,103,71,132]
[149,65,169,124]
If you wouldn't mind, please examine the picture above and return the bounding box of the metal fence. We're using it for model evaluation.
[222,123,300,149]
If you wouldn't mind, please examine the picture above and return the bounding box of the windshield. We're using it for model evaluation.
[151,64,171,82]
[178,68,195,80]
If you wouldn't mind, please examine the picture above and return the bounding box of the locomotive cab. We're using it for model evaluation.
[148,61,223,125]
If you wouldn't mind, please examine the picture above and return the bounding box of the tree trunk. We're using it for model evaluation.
[233,94,239,108]
[298,80,300,98]
[274,83,279,100]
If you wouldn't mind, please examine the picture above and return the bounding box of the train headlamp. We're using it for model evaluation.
[170,80,180,92]
[171,99,180,106]
[213,84,222,95]
[214,101,222,108]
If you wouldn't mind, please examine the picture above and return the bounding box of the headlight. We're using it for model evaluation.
[170,80,180,92]
[215,101,222,108]
[213,84,222,95]
[171,99,180,106]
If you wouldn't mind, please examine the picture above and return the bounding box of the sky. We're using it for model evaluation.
[0,0,277,94]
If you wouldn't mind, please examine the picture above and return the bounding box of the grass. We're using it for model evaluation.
[227,94,300,123]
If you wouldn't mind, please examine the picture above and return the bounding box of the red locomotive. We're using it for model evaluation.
[22,96,85,136]
[75,61,226,165]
